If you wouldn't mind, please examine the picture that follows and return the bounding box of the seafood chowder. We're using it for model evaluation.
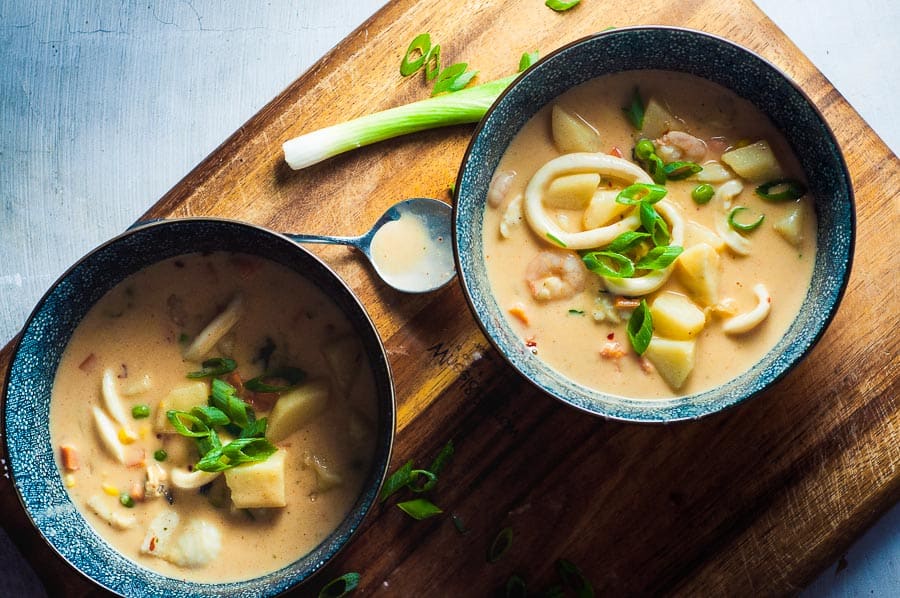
[483,70,816,399]
[50,252,378,582]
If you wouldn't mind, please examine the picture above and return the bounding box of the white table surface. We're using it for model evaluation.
[1,1,897,595]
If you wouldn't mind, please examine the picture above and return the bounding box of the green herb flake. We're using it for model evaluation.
[568,309,585,315]
[546,232,567,248]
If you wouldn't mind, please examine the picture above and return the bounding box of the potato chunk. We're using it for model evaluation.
[644,338,696,390]
[545,173,601,210]
[322,335,363,394]
[224,450,287,508]
[551,104,601,153]
[773,203,806,246]
[721,140,783,182]
[683,221,725,251]
[154,381,209,433]
[266,380,330,442]
[650,292,706,340]
[675,243,721,306]
[641,98,676,139]
[583,189,631,229]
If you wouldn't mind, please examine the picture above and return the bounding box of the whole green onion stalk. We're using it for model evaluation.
[282,74,517,170]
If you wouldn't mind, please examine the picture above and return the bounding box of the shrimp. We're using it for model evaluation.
[655,131,708,163]
[488,170,516,208]
[525,249,588,301]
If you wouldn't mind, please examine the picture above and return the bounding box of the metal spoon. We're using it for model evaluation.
[285,197,455,293]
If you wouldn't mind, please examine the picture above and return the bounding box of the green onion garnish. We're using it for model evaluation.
[505,574,528,598]
[131,404,150,419]
[318,572,361,598]
[639,201,671,247]
[119,492,135,508]
[545,0,581,10]
[428,439,455,477]
[380,459,413,502]
[400,33,431,76]
[615,183,667,205]
[396,498,443,520]
[582,251,635,279]
[488,526,514,563]
[663,161,702,180]
[623,87,644,130]
[647,154,667,184]
[191,405,230,427]
[153,449,167,462]
[626,299,653,355]
[518,50,539,72]
[691,183,715,204]
[408,469,438,493]
[424,44,441,81]
[186,357,237,379]
[556,559,594,597]
[432,63,478,96]
[195,437,277,472]
[728,207,765,232]
[634,245,683,270]
[607,231,651,253]
[755,178,807,201]
[244,366,306,393]
[209,378,255,428]
[167,410,211,438]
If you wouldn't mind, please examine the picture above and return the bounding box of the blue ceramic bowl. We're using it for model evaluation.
[454,27,854,422]
[2,218,395,596]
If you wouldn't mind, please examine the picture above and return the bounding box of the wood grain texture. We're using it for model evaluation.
[1,0,898,596]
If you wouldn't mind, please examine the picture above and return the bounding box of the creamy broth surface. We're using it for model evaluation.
[50,252,378,583]
[483,70,816,399]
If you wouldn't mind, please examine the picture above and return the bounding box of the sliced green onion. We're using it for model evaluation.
[167,410,211,438]
[428,439,455,476]
[488,527,514,563]
[644,153,667,184]
[153,449,168,462]
[396,498,443,520]
[505,574,528,598]
[380,459,413,502]
[318,572,361,598]
[546,232,567,247]
[209,378,255,428]
[582,251,635,279]
[623,87,644,130]
[244,366,306,393]
[633,138,656,161]
[663,161,702,180]
[634,245,683,270]
[424,44,441,81]
[755,178,807,201]
[186,357,237,379]
[408,469,438,493]
[191,405,230,427]
[545,0,581,10]
[518,50,539,72]
[728,207,765,232]
[432,63,478,96]
[556,559,594,598]
[615,183,667,205]
[626,299,653,355]
[196,437,277,472]
[691,183,715,204]
[131,404,150,419]
[283,74,517,170]
[639,201,671,247]
[607,231,651,253]
[119,492,135,508]
[400,33,431,76]
[239,417,268,439]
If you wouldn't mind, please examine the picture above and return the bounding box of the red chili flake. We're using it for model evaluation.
[148,536,158,552]
[609,146,624,158]
[607,332,615,340]
[525,337,537,347]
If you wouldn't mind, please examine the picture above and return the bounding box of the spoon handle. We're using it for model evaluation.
[284,233,364,250]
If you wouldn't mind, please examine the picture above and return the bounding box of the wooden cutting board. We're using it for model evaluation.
[2,0,898,595]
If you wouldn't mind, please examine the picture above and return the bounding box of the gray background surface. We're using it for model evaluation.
[1,1,897,595]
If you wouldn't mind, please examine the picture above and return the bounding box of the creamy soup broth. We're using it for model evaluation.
[50,252,378,583]
[482,70,816,399]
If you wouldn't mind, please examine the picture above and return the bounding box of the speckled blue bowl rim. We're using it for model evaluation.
[2,218,396,596]
[454,26,855,423]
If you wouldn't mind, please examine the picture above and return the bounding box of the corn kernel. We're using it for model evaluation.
[102,483,119,496]
[118,427,138,444]
[138,424,151,440]
[63,474,76,488]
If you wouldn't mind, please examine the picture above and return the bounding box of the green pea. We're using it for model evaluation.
[131,404,150,419]
[692,183,715,204]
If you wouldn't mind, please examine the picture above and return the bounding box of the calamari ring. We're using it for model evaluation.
[712,179,751,256]
[524,153,649,250]
[601,198,685,297]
